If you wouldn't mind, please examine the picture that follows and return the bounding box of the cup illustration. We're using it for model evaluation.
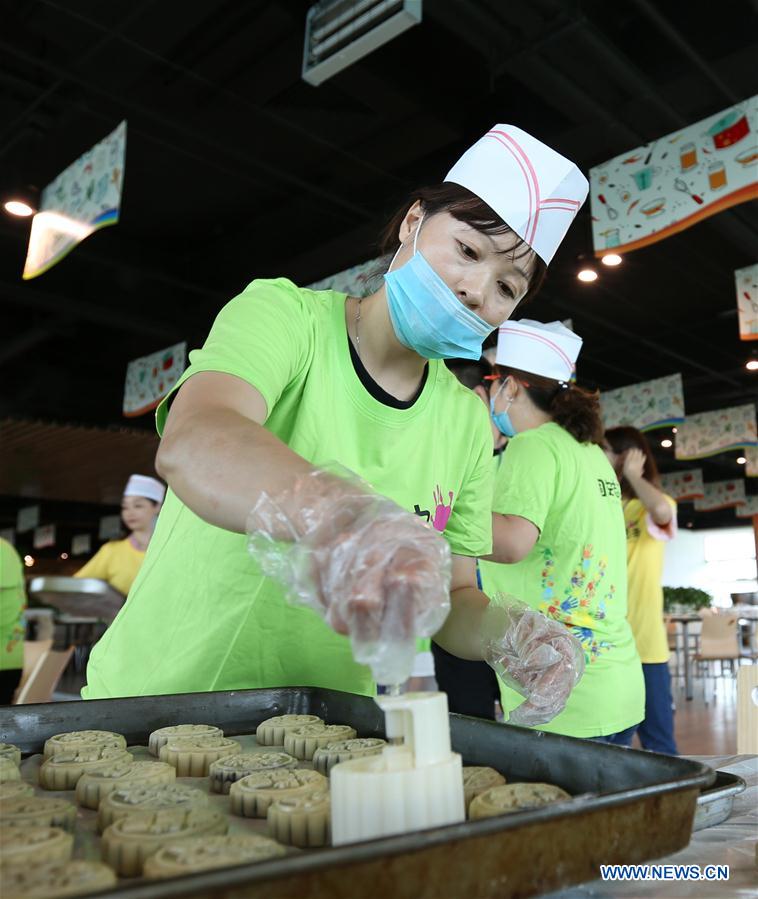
[679,142,697,171]
[708,161,727,190]
[604,229,620,248]
[631,166,660,190]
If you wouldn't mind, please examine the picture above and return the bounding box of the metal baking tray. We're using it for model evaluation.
[692,770,746,832]
[27,576,125,621]
[1,687,714,899]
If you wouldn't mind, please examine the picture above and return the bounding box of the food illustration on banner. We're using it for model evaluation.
[735,263,758,341]
[591,96,758,255]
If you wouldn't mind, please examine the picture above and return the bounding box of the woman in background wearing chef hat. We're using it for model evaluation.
[479,321,645,737]
[75,474,165,598]
[83,126,590,708]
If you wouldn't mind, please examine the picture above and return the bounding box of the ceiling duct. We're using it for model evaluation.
[302,0,422,86]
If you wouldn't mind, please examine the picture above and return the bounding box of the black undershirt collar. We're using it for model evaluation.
[347,336,428,409]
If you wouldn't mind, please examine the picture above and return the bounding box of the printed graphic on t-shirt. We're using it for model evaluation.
[539,545,616,664]
[625,513,642,542]
[597,478,621,499]
[414,485,455,534]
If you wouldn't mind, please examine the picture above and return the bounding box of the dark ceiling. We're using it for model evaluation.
[1,0,757,531]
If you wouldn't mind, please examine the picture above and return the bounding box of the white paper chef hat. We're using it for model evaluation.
[123,474,165,504]
[445,125,589,265]
[496,319,582,383]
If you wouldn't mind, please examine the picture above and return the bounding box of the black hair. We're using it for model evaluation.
[496,366,604,445]
[605,426,662,488]
[378,183,547,307]
[444,356,492,391]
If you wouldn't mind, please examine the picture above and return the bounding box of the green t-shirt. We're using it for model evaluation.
[84,279,493,699]
[0,539,26,671]
[479,423,644,737]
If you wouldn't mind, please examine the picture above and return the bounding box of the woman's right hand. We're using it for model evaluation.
[621,448,646,483]
[247,470,452,683]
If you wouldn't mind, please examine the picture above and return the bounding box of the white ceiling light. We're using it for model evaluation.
[660,438,673,448]
[577,268,598,282]
[303,0,422,86]
[747,360,758,371]
[4,200,34,217]
[737,456,747,465]
[601,253,622,266]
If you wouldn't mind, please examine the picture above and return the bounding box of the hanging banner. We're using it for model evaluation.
[33,524,56,549]
[23,121,126,280]
[660,469,705,502]
[590,95,758,257]
[98,515,122,541]
[736,263,758,341]
[694,480,747,512]
[71,534,92,556]
[600,373,684,431]
[745,446,758,478]
[16,505,40,533]
[736,495,758,518]
[308,257,380,296]
[675,403,757,460]
[123,341,186,417]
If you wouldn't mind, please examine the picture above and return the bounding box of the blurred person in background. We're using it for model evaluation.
[0,538,26,704]
[75,475,165,597]
[605,426,678,754]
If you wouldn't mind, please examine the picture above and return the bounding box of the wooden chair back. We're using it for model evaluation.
[737,666,758,753]
[698,614,740,660]
[14,638,53,699]
[14,646,74,704]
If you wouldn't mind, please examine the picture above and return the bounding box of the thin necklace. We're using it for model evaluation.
[354,296,363,358]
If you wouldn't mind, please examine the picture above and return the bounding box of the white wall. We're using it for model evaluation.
[663,525,758,607]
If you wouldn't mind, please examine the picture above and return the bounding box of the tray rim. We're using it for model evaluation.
[0,686,716,898]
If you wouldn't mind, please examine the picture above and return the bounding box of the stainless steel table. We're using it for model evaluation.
[27,575,125,622]
[546,754,758,898]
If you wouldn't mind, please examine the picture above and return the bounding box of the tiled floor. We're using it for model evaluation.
[670,671,739,756]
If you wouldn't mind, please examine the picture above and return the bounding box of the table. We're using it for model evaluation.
[668,614,702,701]
[545,754,758,897]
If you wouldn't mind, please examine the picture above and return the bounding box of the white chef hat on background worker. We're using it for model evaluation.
[123,474,165,504]
[495,319,583,383]
[445,125,589,264]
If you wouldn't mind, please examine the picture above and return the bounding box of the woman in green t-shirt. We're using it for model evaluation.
[480,320,645,737]
[0,538,26,704]
[84,126,590,705]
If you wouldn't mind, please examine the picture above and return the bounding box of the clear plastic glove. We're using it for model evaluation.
[246,469,452,685]
[481,595,585,727]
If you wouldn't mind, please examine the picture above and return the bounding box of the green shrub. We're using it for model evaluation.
[663,586,713,612]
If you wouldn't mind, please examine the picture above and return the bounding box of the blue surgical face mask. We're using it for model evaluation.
[383,216,494,361]
[490,380,517,437]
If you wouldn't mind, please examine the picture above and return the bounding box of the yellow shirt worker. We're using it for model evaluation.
[624,495,678,665]
[605,427,678,755]
[76,475,165,597]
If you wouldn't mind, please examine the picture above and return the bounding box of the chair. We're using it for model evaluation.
[664,616,681,683]
[13,639,53,700]
[693,614,740,704]
[14,647,74,704]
